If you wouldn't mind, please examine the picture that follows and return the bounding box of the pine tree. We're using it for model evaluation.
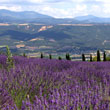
[82,54,85,61]
[90,54,92,62]
[103,51,106,61]
[58,56,62,60]
[97,50,101,61]
[49,54,52,59]
[41,52,43,59]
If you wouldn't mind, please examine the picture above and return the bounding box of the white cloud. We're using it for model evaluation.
[71,0,84,2]
[0,0,9,2]
[35,6,72,18]
[33,4,87,18]
[26,0,44,3]
[0,0,110,18]
[103,4,110,14]
[0,5,22,11]
[75,4,87,11]
[96,0,110,3]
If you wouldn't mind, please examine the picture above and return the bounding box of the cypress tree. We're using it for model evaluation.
[97,50,101,61]
[103,51,106,61]
[23,53,26,57]
[41,52,43,59]
[6,45,14,71]
[66,53,71,60]
[49,54,52,59]
[82,54,85,61]
[66,53,68,60]
[90,54,92,62]
[6,45,12,58]
[58,56,62,60]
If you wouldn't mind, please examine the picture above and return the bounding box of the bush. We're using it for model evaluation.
[106,57,110,61]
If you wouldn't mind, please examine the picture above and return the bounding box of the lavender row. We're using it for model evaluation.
[0,55,110,110]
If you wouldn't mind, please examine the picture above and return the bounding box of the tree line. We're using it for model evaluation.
[39,50,108,62]
[1,46,109,62]
[82,50,107,62]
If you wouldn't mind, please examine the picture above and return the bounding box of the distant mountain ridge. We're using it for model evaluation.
[74,15,110,23]
[0,9,53,19]
[74,15,97,21]
[0,9,79,24]
[0,9,110,24]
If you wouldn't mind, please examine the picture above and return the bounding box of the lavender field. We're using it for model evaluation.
[0,55,110,110]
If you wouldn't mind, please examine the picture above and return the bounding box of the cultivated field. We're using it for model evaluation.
[0,55,110,109]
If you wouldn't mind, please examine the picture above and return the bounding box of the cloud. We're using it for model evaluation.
[0,0,110,18]
[96,0,110,3]
[0,5,22,11]
[33,4,87,18]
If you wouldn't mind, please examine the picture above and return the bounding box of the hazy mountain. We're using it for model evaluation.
[0,9,80,24]
[0,9,56,24]
[74,15,97,21]
[0,9,53,19]
[1,9,110,24]
[74,15,110,23]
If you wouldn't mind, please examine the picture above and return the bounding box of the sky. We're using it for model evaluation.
[0,0,110,18]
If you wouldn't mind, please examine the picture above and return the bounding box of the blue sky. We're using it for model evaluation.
[0,0,110,18]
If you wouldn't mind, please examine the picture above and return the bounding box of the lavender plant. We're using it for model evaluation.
[0,55,110,109]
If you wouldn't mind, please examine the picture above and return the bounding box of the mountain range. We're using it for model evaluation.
[74,15,110,23]
[0,9,110,24]
[0,9,76,24]
[1,9,110,56]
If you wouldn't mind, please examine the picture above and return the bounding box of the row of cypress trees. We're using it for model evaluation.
[82,50,107,61]
[23,50,107,61]
[40,53,71,60]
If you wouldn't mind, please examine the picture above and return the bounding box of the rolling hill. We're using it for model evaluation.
[0,24,110,55]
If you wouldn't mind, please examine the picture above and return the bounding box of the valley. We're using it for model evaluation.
[0,23,110,59]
